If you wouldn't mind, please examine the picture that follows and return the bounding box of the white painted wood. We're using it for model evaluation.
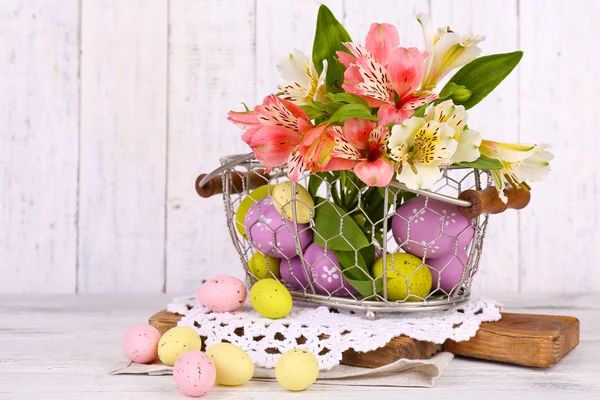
[0,293,597,398]
[519,0,600,293]
[78,0,168,293]
[430,0,521,294]
[0,0,79,293]
[165,0,256,293]
[255,0,343,99]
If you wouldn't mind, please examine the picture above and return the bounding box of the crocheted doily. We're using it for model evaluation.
[167,296,501,371]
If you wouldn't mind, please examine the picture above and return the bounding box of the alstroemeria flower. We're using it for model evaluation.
[337,23,438,126]
[330,119,395,187]
[417,14,485,90]
[425,100,482,162]
[277,49,329,106]
[480,140,553,202]
[388,116,458,189]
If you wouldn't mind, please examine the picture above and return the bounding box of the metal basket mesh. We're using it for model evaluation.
[220,155,490,314]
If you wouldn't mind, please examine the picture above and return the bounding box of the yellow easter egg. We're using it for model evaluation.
[275,349,319,391]
[249,279,293,319]
[158,326,202,366]
[235,185,271,237]
[206,343,254,386]
[372,253,432,301]
[248,252,281,279]
[271,181,314,224]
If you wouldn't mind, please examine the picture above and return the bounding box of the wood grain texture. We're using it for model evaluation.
[165,0,256,293]
[0,0,79,293]
[431,0,521,294]
[78,0,168,292]
[519,0,600,293]
[0,294,597,398]
[446,313,580,367]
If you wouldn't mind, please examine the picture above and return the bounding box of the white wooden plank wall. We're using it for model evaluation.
[0,0,598,294]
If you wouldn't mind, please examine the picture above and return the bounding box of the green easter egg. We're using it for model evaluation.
[372,253,432,301]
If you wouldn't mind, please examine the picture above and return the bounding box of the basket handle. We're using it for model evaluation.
[195,170,270,198]
[457,186,531,218]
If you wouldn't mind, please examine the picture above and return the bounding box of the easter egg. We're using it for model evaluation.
[391,196,474,259]
[173,350,216,397]
[249,279,293,319]
[372,253,432,301]
[244,198,313,259]
[158,326,202,366]
[427,251,468,294]
[271,181,315,224]
[235,185,271,237]
[248,252,281,279]
[197,276,247,313]
[281,243,356,296]
[123,324,161,364]
[275,349,319,391]
[206,343,254,386]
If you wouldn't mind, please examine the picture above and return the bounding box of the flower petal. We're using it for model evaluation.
[377,105,414,127]
[354,158,395,187]
[250,125,300,167]
[343,118,377,150]
[396,162,442,189]
[451,129,482,163]
[228,110,259,129]
[365,23,400,66]
[322,157,359,172]
[480,140,536,162]
[387,47,428,99]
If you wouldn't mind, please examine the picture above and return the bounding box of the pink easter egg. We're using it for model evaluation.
[123,324,161,364]
[244,197,313,259]
[173,351,216,397]
[427,251,469,294]
[281,243,357,296]
[197,276,247,313]
[391,196,474,259]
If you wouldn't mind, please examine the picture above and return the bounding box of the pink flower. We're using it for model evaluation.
[330,118,395,187]
[337,23,438,126]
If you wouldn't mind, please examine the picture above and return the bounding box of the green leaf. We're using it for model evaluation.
[326,92,370,108]
[334,249,381,297]
[455,154,503,170]
[413,104,428,117]
[312,5,352,90]
[300,105,324,120]
[328,104,377,124]
[442,51,523,109]
[314,197,370,251]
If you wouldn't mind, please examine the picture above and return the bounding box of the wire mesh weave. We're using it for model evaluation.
[219,155,490,315]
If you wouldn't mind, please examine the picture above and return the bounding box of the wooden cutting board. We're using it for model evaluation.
[149,310,579,368]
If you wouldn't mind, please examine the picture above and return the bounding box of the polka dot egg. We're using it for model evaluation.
[391,196,474,259]
[173,350,217,397]
[197,275,247,312]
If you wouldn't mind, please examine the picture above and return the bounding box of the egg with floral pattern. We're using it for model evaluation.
[391,196,474,259]
[244,197,313,259]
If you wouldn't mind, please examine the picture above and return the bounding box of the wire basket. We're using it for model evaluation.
[198,153,492,317]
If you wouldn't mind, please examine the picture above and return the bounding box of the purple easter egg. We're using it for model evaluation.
[427,251,469,294]
[280,243,357,296]
[391,196,474,259]
[244,198,312,258]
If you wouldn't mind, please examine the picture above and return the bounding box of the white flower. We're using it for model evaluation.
[276,49,328,106]
[388,117,458,189]
[417,14,485,90]
[425,100,481,163]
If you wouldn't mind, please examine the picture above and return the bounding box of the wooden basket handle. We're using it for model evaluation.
[195,170,270,198]
[457,186,531,218]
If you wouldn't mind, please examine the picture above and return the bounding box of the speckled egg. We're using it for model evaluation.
[158,326,202,366]
[271,181,315,224]
[123,324,161,364]
[281,243,356,296]
[173,350,217,397]
[244,197,313,259]
[249,279,293,319]
[248,252,281,280]
[427,251,468,294]
[206,343,254,386]
[391,196,474,259]
[275,349,319,391]
[372,252,432,301]
[197,276,247,313]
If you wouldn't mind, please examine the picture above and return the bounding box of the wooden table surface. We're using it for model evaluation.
[1,293,598,399]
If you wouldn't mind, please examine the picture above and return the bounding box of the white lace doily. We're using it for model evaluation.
[167,296,501,371]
